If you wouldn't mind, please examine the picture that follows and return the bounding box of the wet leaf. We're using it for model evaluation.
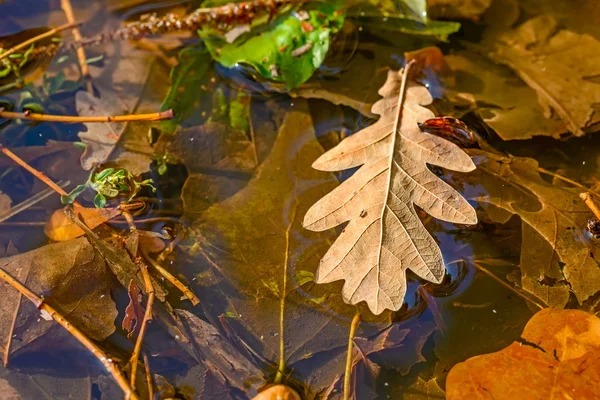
[44,206,121,241]
[445,51,567,140]
[160,45,212,134]
[251,385,301,400]
[488,15,600,136]
[465,148,600,308]
[0,238,117,359]
[303,68,477,314]
[203,2,345,88]
[0,191,10,214]
[0,377,20,399]
[172,309,266,397]
[123,279,142,338]
[446,309,600,400]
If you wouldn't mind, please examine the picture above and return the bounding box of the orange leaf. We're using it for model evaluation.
[446,309,600,400]
[44,206,121,241]
[251,385,301,400]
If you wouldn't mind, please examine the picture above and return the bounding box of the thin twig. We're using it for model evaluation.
[60,0,92,93]
[0,146,81,206]
[538,168,600,199]
[343,312,361,400]
[0,180,69,223]
[142,352,153,399]
[248,101,259,167]
[0,22,78,62]
[141,249,199,306]
[0,109,174,123]
[580,192,600,220]
[3,293,21,367]
[470,260,547,310]
[129,260,155,390]
[0,267,138,399]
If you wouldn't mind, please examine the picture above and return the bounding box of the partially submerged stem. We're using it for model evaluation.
[343,312,361,400]
[129,260,155,390]
[0,22,78,62]
[580,192,600,220]
[0,108,174,123]
[274,202,297,384]
[141,249,200,306]
[142,352,153,399]
[538,168,600,199]
[0,267,138,400]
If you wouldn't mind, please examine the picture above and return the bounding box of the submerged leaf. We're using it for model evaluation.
[44,206,121,241]
[303,68,477,314]
[446,309,600,400]
[489,15,600,136]
[464,149,600,308]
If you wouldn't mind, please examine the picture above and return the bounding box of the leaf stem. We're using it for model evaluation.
[0,22,78,62]
[343,312,361,400]
[0,108,174,123]
[0,267,138,400]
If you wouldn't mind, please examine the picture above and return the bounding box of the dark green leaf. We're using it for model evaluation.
[95,168,115,181]
[160,45,212,134]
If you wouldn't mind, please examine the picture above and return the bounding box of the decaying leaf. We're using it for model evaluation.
[0,192,11,214]
[0,238,117,359]
[427,0,492,21]
[489,15,600,136]
[446,309,600,400]
[0,377,20,400]
[251,385,301,400]
[44,206,121,241]
[465,148,600,308]
[123,279,143,338]
[303,68,477,314]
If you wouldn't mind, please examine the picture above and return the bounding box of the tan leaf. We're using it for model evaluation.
[446,309,600,400]
[303,68,477,314]
[44,206,121,242]
[465,148,600,307]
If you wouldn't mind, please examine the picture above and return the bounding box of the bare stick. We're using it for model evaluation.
[2,293,21,367]
[580,192,600,220]
[0,267,138,399]
[0,180,69,223]
[0,109,174,123]
[0,23,78,62]
[142,352,153,399]
[343,312,361,400]
[60,0,92,93]
[538,168,600,199]
[0,146,82,207]
[141,249,199,306]
[129,260,155,389]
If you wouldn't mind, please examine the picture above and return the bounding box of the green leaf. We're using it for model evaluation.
[60,184,88,204]
[93,193,107,208]
[95,168,115,181]
[203,2,345,88]
[294,270,315,287]
[160,45,212,134]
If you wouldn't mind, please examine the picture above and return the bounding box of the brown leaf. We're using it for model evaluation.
[465,148,600,307]
[251,385,301,400]
[122,279,143,338]
[427,0,492,21]
[489,15,600,136]
[303,68,477,314]
[0,238,117,359]
[446,309,600,400]
[44,206,121,242]
[0,377,20,400]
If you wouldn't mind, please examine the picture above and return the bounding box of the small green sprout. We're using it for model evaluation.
[61,167,156,208]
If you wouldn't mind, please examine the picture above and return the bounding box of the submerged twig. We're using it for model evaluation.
[142,352,153,399]
[141,249,200,305]
[538,167,600,199]
[343,312,361,400]
[0,180,69,223]
[0,267,138,399]
[60,0,92,93]
[129,259,155,390]
[470,260,547,310]
[580,192,600,220]
[0,108,174,123]
[0,22,78,62]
